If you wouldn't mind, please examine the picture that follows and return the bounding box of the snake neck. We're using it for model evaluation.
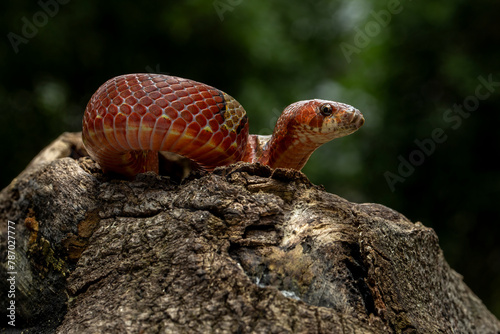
[243,133,319,170]
[265,135,319,170]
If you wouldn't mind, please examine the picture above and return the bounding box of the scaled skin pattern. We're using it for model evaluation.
[83,74,364,177]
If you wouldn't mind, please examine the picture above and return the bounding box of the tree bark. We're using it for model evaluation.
[1,132,499,333]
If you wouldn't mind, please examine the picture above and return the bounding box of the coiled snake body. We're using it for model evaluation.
[82,74,364,177]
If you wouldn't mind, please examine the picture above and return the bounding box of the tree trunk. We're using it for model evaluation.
[1,132,499,333]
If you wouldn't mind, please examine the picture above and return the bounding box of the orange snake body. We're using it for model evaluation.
[82,74,364,177]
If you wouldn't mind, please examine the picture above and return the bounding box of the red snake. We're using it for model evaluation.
[82,74,364,177]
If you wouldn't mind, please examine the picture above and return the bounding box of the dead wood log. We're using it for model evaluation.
[1,132,499,333]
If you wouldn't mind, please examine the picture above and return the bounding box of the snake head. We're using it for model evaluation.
[279,99,364,145]
[261,99,364,170]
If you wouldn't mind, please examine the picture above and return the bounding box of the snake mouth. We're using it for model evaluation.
[349,109,365,128]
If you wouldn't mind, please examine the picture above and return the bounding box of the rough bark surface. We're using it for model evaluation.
[1,132,499,334]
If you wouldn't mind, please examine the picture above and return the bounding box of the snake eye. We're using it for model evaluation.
[320,104,333,116]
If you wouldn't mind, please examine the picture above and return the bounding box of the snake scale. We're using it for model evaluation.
[82,73,364,177]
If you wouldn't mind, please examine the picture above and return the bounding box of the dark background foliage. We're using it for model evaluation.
[1,0,499,318]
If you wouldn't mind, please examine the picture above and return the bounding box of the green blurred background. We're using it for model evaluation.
[1,0,499,318]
